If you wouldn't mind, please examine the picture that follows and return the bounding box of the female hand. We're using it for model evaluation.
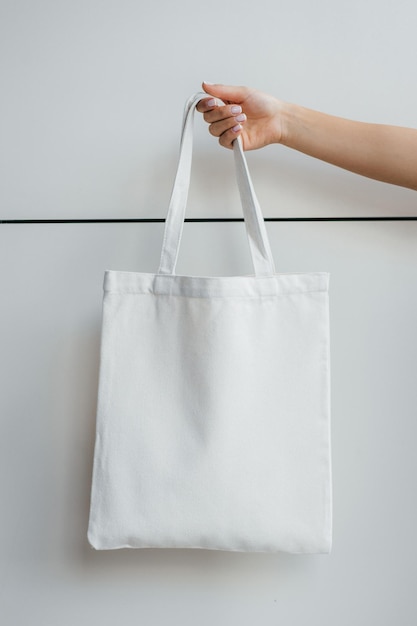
[197,82,417,190]
[196,82,286,150]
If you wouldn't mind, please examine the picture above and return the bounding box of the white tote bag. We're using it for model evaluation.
[87,92,332,553]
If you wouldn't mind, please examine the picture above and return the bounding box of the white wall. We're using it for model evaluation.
[1,1,417,624]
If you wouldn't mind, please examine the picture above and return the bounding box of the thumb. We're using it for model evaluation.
[202,81,249,104]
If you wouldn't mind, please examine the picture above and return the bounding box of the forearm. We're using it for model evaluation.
[280,103,417,191]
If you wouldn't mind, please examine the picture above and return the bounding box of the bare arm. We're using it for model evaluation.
[197,82,417,191]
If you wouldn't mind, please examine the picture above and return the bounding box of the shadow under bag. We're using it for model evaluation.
[87,92,332,553]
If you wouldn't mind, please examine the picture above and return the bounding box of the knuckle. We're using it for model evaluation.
[208,124,218,137]
[219,133,230,149]
[204,109,222,123]
[226,129,239,148]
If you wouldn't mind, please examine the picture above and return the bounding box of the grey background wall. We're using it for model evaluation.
[1,1,416,624]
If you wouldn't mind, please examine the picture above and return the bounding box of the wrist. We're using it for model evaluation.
[276,101,297,148]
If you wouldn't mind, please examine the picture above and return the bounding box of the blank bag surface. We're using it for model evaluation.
[87,93,332,553]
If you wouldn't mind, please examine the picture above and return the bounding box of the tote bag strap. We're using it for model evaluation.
[158,92,276,277]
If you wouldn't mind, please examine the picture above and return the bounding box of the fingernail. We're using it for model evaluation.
[231,105,242,114]
[232,124,242,133]
[235,113,246,122]
[203,81,215,85]
[207,98,216,107]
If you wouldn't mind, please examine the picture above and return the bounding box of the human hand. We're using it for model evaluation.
[196,82,286,150]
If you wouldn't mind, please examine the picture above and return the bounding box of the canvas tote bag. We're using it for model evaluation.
[87,92,332,553]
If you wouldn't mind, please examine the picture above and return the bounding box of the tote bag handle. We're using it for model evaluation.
[158,92,276,277]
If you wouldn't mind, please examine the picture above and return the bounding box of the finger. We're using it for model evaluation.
[203,104,243,124]
[219,126,244,150]
[208,114,246,138]
[196,97,218,113]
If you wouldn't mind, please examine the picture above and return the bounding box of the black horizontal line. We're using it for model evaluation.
[1,216,417,224]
